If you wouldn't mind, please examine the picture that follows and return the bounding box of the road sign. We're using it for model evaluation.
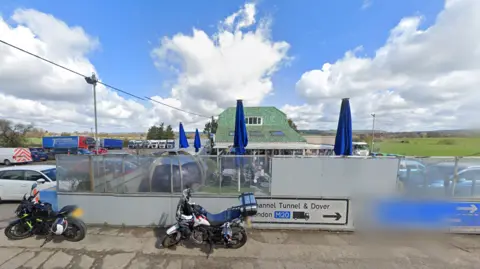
[375,199,480,228]
[251,197,349,225]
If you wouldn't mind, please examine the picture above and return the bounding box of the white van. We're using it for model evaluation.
[0,148,33,166]
[352,142,370,156]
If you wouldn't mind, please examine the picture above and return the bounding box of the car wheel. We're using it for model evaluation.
[4,159,11,166]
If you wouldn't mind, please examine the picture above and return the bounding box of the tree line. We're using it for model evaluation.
[146,123,175,140]
[0,119,33,147]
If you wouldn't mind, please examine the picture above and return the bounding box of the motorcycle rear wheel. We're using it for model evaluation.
[63,218,87,242]
[228,229,248,249]
[162,233,181,248]
[4,221,32,240]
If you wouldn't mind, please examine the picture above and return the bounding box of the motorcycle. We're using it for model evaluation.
[162,188,209,248]
[4,183,87,246]
[162,188,258,254]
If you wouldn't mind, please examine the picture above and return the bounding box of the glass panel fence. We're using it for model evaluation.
[56,154,272,195]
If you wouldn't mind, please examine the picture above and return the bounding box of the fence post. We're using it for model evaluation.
[170,157,174,194]
[451,156,459,197]
[102,155,107,192]
[178,155,183,191]
[268,156,272,196]
[89,155,94,192]
[148,156,153,193]
[121,154,126,193]
[218,155,222,193]
[472,169,477,197]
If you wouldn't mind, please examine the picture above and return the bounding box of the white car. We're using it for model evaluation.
[0,165,57,201]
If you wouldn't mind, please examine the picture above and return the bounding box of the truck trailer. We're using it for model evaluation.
[42,136,95,150]
[100,138,123,149]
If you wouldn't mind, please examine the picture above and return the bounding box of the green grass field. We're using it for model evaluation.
[26,137,42,145]
[377,137,480,156]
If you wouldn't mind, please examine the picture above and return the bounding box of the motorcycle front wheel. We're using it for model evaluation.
[4,221,32,240]
[162,233,181,248]
[191,226,209,244]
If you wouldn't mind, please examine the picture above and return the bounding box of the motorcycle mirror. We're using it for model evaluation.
[31,183,38,190]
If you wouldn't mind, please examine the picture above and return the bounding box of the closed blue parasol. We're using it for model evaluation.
[233,100,248,192]
[179,122,189,149]
[334,98,353,155]
[233,99,248,154]
[194,128,202,153]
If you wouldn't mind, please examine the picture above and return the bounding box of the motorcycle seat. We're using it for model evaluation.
[206,210,229,226]
[206,208,242,227]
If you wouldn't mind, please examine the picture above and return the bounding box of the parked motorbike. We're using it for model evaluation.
[162,188,258,254]
[4,183,87,246]
[162,188,209,248]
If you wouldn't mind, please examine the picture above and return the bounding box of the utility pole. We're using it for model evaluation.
[209,116,214,149]
[85,73,99,154]
[370,113,376,152]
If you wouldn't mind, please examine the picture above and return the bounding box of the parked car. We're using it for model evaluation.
[0,165,57,201]
[56,154,143,192]
[416,162,480,197]
[77,149,93,155]
[29,148,48,162]
[91,148,108,155]
[151,149,192,157]
[398,159,426,186]
[49,148,92,156]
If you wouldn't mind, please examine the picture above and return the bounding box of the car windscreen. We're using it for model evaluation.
[41,168,57,181]
[354,144,369,150]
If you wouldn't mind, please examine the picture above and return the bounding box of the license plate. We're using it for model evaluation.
[71,208,84,218]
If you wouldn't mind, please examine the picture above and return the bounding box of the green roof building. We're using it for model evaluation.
[214,106,314,150]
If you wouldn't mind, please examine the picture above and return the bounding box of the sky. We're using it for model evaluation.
[0,0,478,132]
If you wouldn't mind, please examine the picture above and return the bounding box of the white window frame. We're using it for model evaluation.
[245,117,263,125]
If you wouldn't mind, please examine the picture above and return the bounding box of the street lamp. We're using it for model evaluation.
[85,73,99,153]
[370,113,376,152]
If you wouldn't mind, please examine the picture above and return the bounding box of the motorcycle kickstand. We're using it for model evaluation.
[40,234,53,248]
[206,232,214,258]
[207,239,214,259]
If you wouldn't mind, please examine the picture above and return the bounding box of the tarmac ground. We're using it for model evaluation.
[1,226,480,268]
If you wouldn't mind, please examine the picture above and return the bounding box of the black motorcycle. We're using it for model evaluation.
[4,183,87,245]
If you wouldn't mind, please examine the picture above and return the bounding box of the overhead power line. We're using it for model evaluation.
[0,39,211,118]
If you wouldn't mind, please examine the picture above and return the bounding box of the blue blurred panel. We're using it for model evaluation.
[375,199,480,228]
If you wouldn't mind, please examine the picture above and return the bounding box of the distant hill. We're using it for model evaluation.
[298,129,480,138]
[299,129,387,135]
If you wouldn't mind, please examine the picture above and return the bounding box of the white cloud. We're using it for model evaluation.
[151,2,290,118]
[0,3,289,133]
[0,9,155,132]
[286,0,480,131]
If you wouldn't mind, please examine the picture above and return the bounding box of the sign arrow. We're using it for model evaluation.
[323,212,342,221]
[456,204,478,214]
